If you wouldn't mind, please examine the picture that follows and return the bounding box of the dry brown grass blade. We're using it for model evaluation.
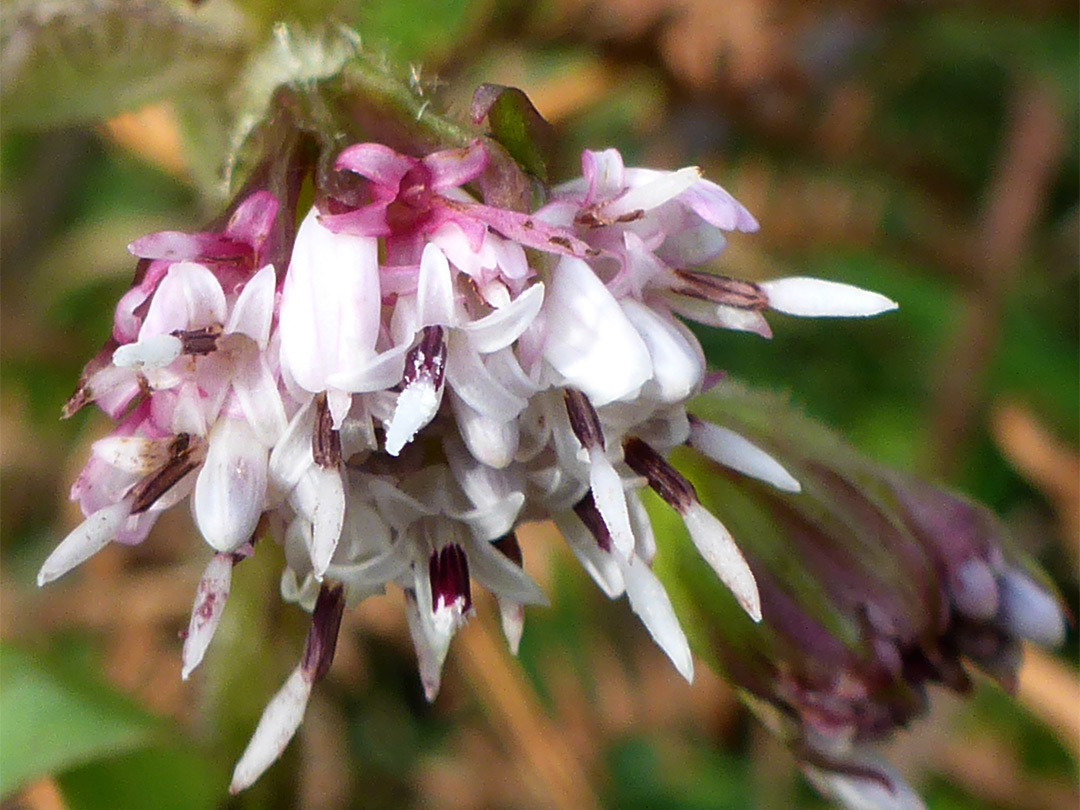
[100,103,188,179]
[1016,644,1080,759]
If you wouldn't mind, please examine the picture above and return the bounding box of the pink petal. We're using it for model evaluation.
[335,143,415,187]
[424,140,489,190]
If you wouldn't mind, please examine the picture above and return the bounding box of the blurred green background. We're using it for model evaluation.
[1,1,1077,809]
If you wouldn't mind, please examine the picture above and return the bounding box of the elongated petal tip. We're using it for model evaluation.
[997,568,1066,647]
[588,449,636,559]
[310,467,346,578]
[38,500,131,586]
[689,421,801,493]
[761,277,898,318]
[620,554,694,682]
[498,600,525,656]
[229,667,312,793]
[682,503,762,622]
[385,379,442,456]
[181,553,234,680]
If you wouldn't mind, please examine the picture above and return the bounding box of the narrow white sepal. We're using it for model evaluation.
[112,334,182,370]
[498,599,525,656]
[384,379,442,456]
[404,589,450,702]
[689,421,801,492]
[311,466,346,578]
[38,498,132,585]
[588,448,636,559]
[181,552,233,680]
[618,554,694,682]
[761,277,898,318]
[229,666,312,794]
[682,503,761,622]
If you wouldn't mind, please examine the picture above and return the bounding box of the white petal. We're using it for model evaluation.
[604,166,701,217]
[618,554,693,682]
[666,295,772,337]
[760,277,898,318]
[460,283,545,353]
[802,756,927,810]
[622,299,704,403]
[449,392,519,469]
[194,419,268,553]
[112,334,183,370]
[229,666,312,793]
[226,264,277,348]
[682,503,761,621]
[268,398,315,496]
[182,552,233,679]
[689,421,801,492]
[542,257,652,406]
[446,333,528,421]
[498,599,525,655]
[404,588,450,702]
[325,541,412,591]
[551,511,625,599]
[325,342,410,393]
[311,466,346,577]
[417,243,456,327]
[385,378,443,456]
[627,490,657,566]
[464,534,548,606]
[588,448,635,558]
[38,498,132,585]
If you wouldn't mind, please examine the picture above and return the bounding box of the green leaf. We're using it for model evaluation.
[471,84,554,182]
[1,0,247,131]
[58,746,222,810]
[0,645,159,797]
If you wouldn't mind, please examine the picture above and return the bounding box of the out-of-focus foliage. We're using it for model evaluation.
[1,0,1076,809]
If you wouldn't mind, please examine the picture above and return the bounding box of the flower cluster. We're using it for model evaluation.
[43,138,909,791]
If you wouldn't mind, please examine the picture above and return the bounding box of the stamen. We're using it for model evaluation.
[385,326,447,456]
[669,269,768,311]
[429,544,473,614]
[312,393,342,469]
[172,324,223,355]
[572,491,612,553]
[129,433,204,514]
[301,583,347,683]
[564,388,604,449]
[623,437,696,512]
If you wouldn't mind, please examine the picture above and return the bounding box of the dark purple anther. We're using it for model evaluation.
[572,491,613,553]
[301,583,346,684]
[403,325,447,389]
[312,392,342,469]
[622,437,697,512]
[429,544,472,613]
[564,388,605,449]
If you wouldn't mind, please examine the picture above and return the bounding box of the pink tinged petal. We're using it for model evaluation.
[194,419,268,553]
[279,212,381,393]
[85,366,141,420]
[417,243,456,327]
[326,389,352,431]
[128,231,249,261]
[542,257,652,406]
[311,466,346,578]
[424,140,488,190]
[484,347,541,398]
[139,262,227,338]
[618,553,694,682]
[334,142,415,186]
[681,503,761,622]
[449,392,519,469]
[622,300,704,403]
[226,265,277,348]
[666,295,773,337]
[688,420,801,492]
[38,498,132,585]
[551,511,625,599]
[603,166,701,218]
[490,235,528,280]
[588,449,636,559]
[232,355,288,447]
[225,191,279,248]
[760,277,898,318]
[582,148,626,201]
[229,666,312,794]
[112,334,182,370]
[181,552,234,680]
[317,203,394,238]
[460,283,545,353]
[677,180,759,232]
